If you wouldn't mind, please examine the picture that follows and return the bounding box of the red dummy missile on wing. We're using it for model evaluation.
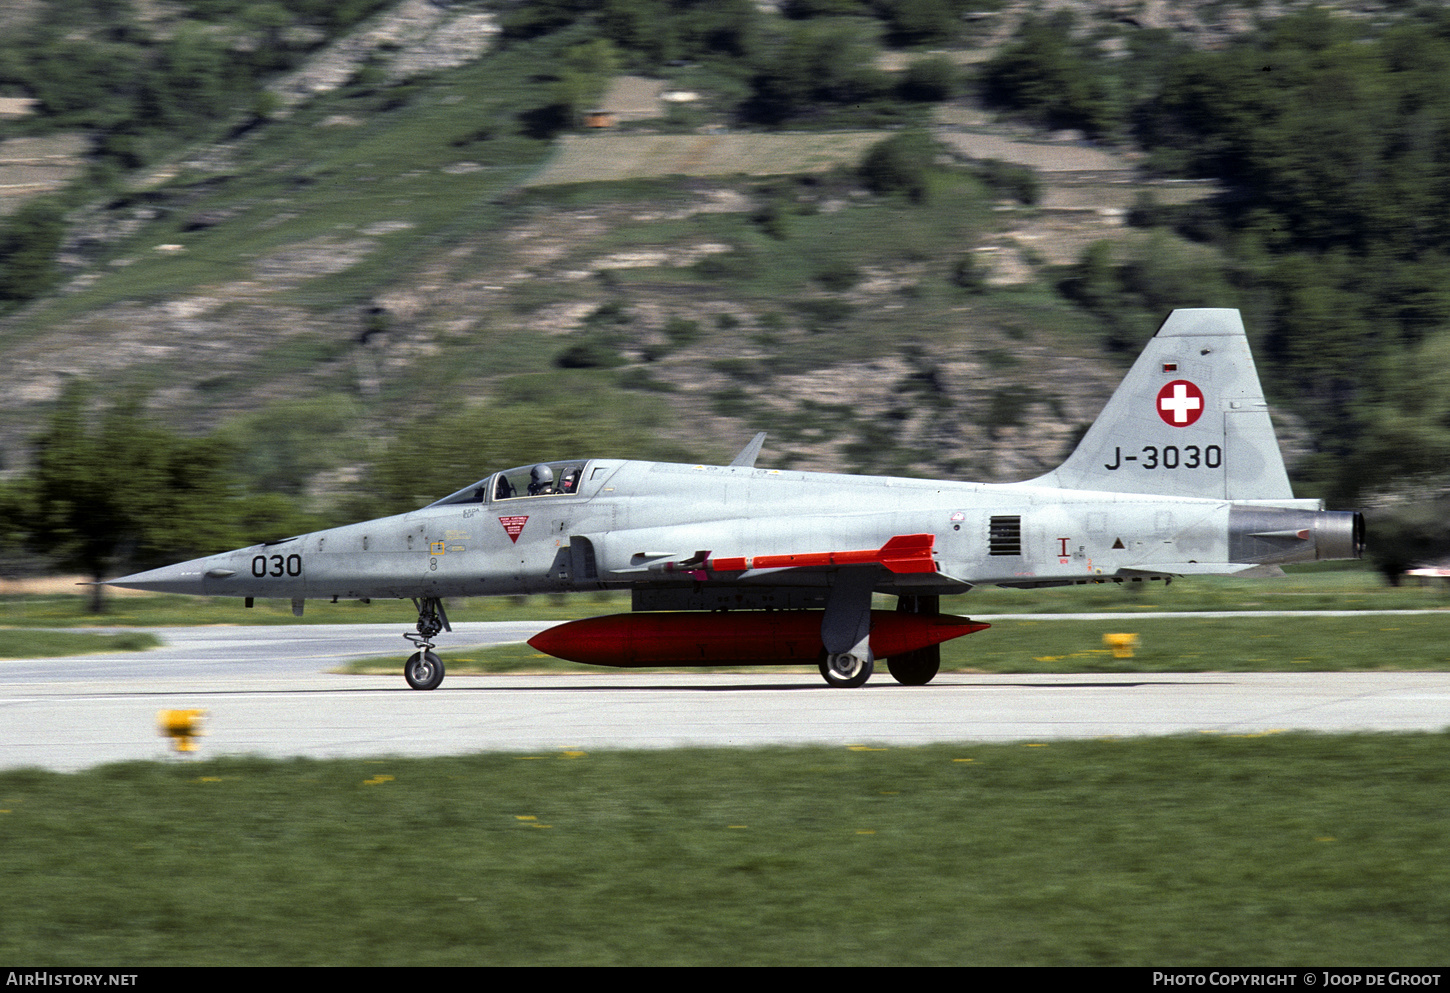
[647,533,939,581]
[527,609,989,667]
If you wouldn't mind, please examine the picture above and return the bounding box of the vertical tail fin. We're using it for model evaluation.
[1030,309,1294,500]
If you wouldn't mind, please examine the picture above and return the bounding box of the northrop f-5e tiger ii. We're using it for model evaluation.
[110,309,1364,689]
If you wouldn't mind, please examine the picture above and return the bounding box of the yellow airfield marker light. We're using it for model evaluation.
[158,709,206,754]
[1103,632,1140,658]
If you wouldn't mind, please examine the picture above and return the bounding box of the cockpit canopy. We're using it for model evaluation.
[427,460,588,508]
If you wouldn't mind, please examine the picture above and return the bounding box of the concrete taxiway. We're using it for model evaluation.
[3,618,1449,772]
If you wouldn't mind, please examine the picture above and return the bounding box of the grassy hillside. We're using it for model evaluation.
[0,0,1421,577]
[0,14,1134,521]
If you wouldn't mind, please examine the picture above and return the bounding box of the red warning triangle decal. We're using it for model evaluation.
[499,515,528,543]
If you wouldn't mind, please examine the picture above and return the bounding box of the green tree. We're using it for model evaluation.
[1118,231,1234,317]
[551,37,620,119]
[974,158,1040,206]
[214,395,364,497]
[898,55,958,102]
[979,12,1121,138]
[600,0,679,66]
[1059,240,1120,314]
[21,35,145,128]
[672,0,759,61]
[0,199,66,306]
[951,254,987,295]
[151,20,235,130]
[239,1,302,75]
[860,130,938,202]
[745,18,888,124]
[500,0,597,41]
[881,0,958,46]
[1060,235,1235,354]
[0,478,32,577]
[27,383,242,613]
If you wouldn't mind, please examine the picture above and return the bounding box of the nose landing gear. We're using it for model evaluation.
[404,648,444,690]
[403,597,450,690]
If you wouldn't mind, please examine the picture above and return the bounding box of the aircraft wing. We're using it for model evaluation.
[1118,562,1287,578]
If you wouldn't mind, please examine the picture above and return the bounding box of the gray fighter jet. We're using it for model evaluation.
[109,309,1363,689]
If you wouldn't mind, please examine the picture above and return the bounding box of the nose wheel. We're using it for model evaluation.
[403,597,451,690]
[404,649,444,691]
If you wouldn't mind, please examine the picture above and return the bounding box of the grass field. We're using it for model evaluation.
[2,734,1447,966]
[528,132,891,186]
[0,629,159,658]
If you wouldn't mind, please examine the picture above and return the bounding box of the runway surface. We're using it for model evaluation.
[4,618,1449,772]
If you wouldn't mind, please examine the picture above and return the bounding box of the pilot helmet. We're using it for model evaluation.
[530,464,554,487]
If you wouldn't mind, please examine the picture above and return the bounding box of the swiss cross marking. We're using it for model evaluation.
[1156,380,1204,427]
[499,515,529,543]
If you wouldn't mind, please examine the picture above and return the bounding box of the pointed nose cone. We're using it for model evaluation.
[107,558,220,595]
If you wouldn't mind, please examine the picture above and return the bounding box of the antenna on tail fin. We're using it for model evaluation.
[1030,309,1294,501]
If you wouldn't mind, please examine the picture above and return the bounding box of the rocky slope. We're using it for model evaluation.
[0,0,1355,489]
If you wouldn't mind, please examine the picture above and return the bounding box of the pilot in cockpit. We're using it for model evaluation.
[528,464,556,495]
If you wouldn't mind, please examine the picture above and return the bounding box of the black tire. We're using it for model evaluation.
[405,650,445,690]
[887,646,940,686]
[819,651,873,688]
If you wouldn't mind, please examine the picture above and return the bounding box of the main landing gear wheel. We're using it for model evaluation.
[819,651,873,688]
[890,595,942,686]
[405,650,444,691]
[403,596,451,689]
[887,646,940,686]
